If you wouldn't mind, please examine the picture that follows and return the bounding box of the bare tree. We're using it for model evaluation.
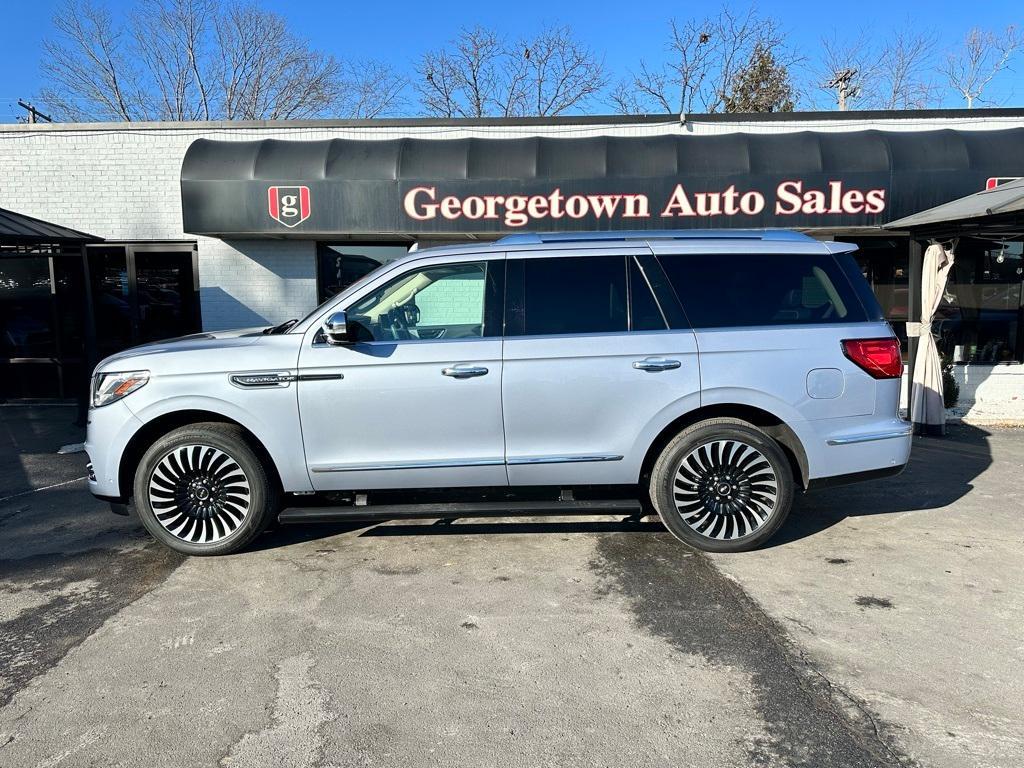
[813,27,937,110]
[337,60,407,119]
[130,0,215,120]
[212,2,353,120]
[42,1,145,120]
[612,5,795,115]
[879,30,939,109]
[417,26,508,118]
[518,26,607,117]
[943,26,1021,108]
[416,25,605,118]
[40,0,406,121]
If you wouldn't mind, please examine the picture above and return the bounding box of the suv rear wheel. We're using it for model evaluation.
[133,423,279,556]
[650,418,794,552]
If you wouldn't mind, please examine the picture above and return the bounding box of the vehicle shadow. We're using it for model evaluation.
[251,515,665,550]
[764,421,993,548]
[254,422,992,552]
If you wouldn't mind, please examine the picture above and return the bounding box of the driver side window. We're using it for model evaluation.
[347,261,489,342]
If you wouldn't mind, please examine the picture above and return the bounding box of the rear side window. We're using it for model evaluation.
[515,255,628,335]
[658,252,871,329]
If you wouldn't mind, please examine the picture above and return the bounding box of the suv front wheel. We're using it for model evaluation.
[133,423,279,556]
[649,418,794,553]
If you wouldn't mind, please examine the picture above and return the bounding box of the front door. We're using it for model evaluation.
[501,252,701,486]
[297,256,507,491]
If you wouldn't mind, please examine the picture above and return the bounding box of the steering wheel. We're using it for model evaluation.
[382,302,420,340]
[400,302,421,327]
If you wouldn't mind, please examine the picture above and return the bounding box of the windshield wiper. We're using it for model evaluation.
[264,318,298,335]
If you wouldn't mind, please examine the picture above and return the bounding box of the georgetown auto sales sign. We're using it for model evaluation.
[403,181,887,229]
[179,131,1024,237]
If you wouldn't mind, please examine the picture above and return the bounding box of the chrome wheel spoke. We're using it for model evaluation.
[672,438,779,542]
[148,444,251,545]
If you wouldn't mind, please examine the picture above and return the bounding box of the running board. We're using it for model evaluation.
[278,498,643,524]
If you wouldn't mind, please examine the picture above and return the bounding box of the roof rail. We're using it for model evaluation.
[496,230,815,245]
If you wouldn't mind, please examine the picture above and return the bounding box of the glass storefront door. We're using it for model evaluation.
[134,249,201,345]
[0,255,61,398]
[0,243,199,401]
[89,244,200,357]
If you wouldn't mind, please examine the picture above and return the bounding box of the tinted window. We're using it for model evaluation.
[630,257,667,331]
[519,256,627,335]
[658,252,869,328]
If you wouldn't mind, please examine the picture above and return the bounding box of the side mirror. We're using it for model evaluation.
[322,310,351,345]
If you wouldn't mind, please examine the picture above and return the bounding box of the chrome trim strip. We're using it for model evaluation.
[826,428,913,446]
[310,454,625,472]
[507,454,624,465]
[310,457,505,473]
[297,373,344,381]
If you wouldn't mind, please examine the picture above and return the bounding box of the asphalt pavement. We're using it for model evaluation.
[0,405,1021,768]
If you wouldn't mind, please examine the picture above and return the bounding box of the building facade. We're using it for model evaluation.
[1,110,1022,419]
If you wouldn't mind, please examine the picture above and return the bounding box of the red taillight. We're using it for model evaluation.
[842,338,903,379]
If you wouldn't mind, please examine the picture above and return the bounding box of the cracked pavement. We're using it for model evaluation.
[1,406,1022,767]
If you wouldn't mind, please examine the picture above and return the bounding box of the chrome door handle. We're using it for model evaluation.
[442,365,489,379]
[633,358,681,372]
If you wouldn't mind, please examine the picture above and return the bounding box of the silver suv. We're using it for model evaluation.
[86,230,911,556]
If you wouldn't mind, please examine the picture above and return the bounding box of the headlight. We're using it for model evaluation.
[92,370,150,407]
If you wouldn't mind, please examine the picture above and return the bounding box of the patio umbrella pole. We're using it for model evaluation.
[910,241,956,436]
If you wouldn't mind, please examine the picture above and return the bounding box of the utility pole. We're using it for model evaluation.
[17,100,52,124]
[825,69,858,111]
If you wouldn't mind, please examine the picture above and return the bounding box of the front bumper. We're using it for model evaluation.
[84,399,144,499]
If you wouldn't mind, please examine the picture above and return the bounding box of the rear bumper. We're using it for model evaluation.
[802,418,913,484]
[806,463,906,490]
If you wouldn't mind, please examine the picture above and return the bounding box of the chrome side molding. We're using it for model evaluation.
[310,457,506,473]
[507,454,624,465]
[826,428,913,446]
[310,453,624,473]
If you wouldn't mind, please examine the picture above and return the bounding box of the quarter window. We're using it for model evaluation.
[658,252,870,329]
[347,261,490,341]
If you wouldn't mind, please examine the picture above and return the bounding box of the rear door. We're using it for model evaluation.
[501,249,700,486]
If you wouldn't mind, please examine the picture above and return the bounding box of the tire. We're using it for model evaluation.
[133,422,279,556]
[649,418,794,553]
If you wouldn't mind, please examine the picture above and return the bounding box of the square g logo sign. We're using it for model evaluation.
[267,186,311,227]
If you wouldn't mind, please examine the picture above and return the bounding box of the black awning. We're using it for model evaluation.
[0,206,100,245]
[884,177,1024,237]
[180,129,1024,237]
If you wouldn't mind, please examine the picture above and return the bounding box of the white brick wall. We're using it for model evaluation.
[416,273,485,326]
[198,238,317,330]
[0,124,439,330]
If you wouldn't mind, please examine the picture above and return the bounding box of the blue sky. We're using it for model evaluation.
[1,0,1021,121]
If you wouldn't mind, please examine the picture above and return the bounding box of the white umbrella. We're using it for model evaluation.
[910,242,956,435]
